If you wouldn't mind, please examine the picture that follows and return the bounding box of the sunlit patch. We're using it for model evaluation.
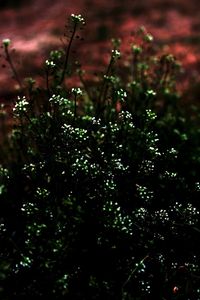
[13,34,59,53]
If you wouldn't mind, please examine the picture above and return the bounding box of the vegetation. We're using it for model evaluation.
[0,14,200,299]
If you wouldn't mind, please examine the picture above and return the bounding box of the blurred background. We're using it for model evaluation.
[0,0,200,102]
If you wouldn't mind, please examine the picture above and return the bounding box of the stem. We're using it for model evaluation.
[96,56,115,118]
[78,71,92,102]
[173,221,200,234]
[74,94,77,119]
[4,46,23,91]
[121,255,149,298]
[99,57,114,102]
[132,52,139,82]
[59,22,77,85]
[45,68,51,98]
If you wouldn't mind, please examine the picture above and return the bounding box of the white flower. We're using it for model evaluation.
[111,49,121,59]
[13,96,29,116]
[45,59,56,68]
[71,14,85,25]
[2,38,11,47]
[71,87,83,96]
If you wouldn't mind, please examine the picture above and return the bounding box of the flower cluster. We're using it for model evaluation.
[13,96,29,116]
[70,13,85,25]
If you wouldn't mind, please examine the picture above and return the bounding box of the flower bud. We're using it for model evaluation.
[2,38,11,47]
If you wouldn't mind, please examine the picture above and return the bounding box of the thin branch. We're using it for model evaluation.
[59,23,78,85]
[121,255,149,298]
[4,46,23,91]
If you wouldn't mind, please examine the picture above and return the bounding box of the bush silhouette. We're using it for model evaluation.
[0,14,200,299]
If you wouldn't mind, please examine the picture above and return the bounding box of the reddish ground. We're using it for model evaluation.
[0,0,200,103]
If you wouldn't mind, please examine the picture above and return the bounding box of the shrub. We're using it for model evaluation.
[0,14,200,299]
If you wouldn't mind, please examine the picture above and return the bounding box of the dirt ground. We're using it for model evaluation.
[0,0,200,103]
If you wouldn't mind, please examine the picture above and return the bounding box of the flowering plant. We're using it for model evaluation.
[0,13,200,300]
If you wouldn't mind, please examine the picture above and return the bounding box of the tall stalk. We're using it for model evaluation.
[59,22,78,85]
[3,39,23,91]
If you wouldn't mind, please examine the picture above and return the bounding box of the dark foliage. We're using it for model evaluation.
[0,14,200,299]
